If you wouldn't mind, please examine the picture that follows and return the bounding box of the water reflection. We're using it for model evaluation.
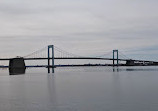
[1,67,158,110]
[9,68,26,75]
[113,67,158,72]
[113,67,119,72]
[2,66,158,75]
[55,66,158,73]
[47,74,57,106]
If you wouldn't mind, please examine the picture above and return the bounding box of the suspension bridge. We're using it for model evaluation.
[0,45,158,73]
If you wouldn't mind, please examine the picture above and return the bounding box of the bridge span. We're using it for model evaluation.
[24,57,158,65]
[0,45,158,74]
[0,57,158,65]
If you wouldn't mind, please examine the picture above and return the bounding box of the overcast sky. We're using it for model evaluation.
[0,0,158,60]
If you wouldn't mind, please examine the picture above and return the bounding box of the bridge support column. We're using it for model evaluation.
[48,45,54,73]
[9,57,26,75]
[113,50,119,66]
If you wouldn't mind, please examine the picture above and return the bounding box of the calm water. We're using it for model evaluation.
[0,66,158,111]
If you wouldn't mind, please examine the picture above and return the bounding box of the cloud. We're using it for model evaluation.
[0,0,158,61]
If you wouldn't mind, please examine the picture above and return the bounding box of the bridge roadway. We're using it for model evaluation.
[0,57,158,64]
[0,57,129,61]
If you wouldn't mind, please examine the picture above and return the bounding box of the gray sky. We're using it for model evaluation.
[0,0,158,60]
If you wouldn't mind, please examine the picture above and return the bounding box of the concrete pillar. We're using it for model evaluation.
[9,58,26,75]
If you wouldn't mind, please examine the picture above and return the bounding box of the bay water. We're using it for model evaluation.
[0,66,158,111]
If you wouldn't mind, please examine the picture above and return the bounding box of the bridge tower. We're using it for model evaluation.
[48,45,54,73]
[113,50,119,66]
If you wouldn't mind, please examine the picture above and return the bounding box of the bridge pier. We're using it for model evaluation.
[113,50,119,66]
[48,45,55,73]
[9,57,26,75]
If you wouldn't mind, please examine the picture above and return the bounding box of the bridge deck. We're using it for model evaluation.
[24,57,127,61]
[0,57,157,64]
